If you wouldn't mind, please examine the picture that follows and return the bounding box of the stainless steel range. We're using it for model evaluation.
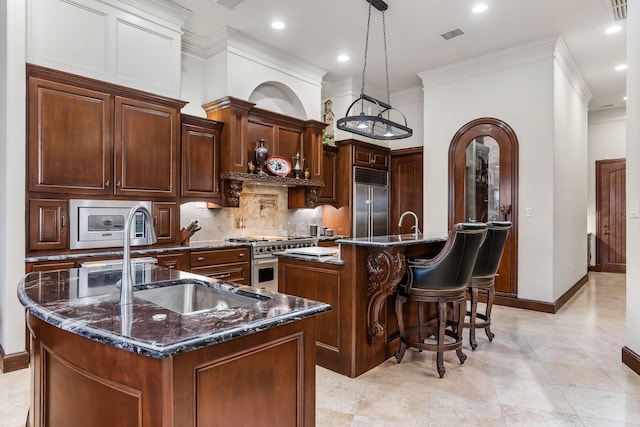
[228,236,318,292]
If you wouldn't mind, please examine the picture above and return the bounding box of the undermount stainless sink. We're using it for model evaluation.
[135,280,269,315]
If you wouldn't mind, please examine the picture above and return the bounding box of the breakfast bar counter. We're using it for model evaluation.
[278,233,447,377]
[18,266,329,426]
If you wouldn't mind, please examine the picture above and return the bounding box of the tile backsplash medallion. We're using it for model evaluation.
[180,184,323,242]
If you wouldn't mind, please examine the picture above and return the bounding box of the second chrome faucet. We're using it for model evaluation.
[398,211,421,239]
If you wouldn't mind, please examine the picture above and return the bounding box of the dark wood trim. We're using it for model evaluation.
[622,346,640,376]
[588,264,601,272]
[0,344,29,373]
[494,273,589,314]
[390,146,423,156]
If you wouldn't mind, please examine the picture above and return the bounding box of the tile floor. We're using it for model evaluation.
[2,272,639,426]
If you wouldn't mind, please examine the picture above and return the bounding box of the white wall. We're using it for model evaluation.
[181,52,208,117]
[419,37,590,303]
[626,0,640,357]
[0,0,27,356]
[552,60,589,300]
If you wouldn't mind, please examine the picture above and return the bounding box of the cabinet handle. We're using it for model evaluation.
[60,216,65,233]
[211,273,231,279]
[197,256,205,261]
[104,180,110,188]
[115,181,121,188]
[239,253,245,257]
[153,216,158,228]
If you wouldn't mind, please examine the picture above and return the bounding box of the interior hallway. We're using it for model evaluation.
[2,273,639,426]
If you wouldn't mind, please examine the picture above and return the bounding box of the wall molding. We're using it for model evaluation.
[0,345,29,373]
[554,36,593,107]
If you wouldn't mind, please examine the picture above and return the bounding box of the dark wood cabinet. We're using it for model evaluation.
[155,251,189,272]
[27,65,184,199]
[27,76,112,195]
[26,260,76,273]
[29,199,68,252]
[114,96,180,197]
[181,114,223,202]
[190,247,250,285]
[318,145,338,205]
[354,144,389,170]
[390,148,423,235]
[152,202,178,245]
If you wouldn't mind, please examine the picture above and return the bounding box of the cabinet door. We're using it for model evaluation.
[27,77,112,194]
[29,199,68,251]
[390,150,423,235]
[153,202,178,245]
[353,145,388,170]
[181,119,221,201]
[114,96,179,197]
[369,148,389,170]
[318,146,338,204]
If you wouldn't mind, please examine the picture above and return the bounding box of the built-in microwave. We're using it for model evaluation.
[69,199,153,250]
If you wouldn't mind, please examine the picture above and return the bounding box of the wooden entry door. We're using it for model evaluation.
[449,118,518,297]
[596,159,626,273]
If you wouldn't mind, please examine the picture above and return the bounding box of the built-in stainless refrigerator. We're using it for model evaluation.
[353,166,388,238]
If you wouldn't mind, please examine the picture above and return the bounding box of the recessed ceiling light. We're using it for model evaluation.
[615,64,628,71]
[605,25,622,34]
[271,20,285,30]
[337,54,349,62]
[472,3,488,13]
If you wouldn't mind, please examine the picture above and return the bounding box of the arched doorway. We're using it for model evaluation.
[448,117,518,298]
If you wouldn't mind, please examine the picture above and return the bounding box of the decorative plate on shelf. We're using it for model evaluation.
[266,156,292,177]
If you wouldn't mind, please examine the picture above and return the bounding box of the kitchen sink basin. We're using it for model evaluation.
[135,280,269,315]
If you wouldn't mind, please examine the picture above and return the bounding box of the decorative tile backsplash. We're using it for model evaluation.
[180,184,323,242]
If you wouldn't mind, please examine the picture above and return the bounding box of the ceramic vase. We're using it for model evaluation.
[255,139,269,175]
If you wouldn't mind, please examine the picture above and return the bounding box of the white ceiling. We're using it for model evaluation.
[172,0,627,111]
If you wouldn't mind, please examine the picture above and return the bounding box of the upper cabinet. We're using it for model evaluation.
[27,65,185,198]
[317,145,339,206]
[353,143,389,170]
[180,114,224,203]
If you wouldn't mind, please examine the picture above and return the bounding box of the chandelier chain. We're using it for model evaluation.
[360,3,373,96]
[383,11,390,106]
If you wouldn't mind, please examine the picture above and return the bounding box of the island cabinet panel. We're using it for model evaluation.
[27,313,318,427]
[114,96,179,197]
[29,199,68,251]
[279,260,346,373]
[27,76,112,195]
[180,114,223,202]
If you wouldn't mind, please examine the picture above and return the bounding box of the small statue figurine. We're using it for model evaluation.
[248,160,256,174]
[304,168,310,179]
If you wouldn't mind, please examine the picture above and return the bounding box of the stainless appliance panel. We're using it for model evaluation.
[352,167,389,238]
[69,199,153,249]
[251,257,278,292]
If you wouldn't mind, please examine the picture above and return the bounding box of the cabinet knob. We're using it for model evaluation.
[239,253,245,257]
[104,180,110,188]
[115,181,121,188]
[197,256,205,261]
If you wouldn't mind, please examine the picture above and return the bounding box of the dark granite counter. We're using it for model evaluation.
[274,250,345,265]
[24,240,249,263]
[18,265,330,358]
[336,232,448,247]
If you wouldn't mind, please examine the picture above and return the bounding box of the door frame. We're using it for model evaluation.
[448,117,519,297]
[595,158,626,273]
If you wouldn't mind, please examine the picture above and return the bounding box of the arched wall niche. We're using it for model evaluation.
[248,81,308,120]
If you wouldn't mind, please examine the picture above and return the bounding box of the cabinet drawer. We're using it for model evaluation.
[190,248,249,267]
[191,263,248,285]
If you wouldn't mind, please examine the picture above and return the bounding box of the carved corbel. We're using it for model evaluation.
[223,179,243,207]
[366,247,406,344]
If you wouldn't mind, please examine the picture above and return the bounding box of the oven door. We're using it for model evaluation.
[251,257,278,292]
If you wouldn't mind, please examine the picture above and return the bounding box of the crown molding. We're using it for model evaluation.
[419,36,559,90]
[391,86,423,106]
[554,36,593,106]
[99,0,190,30]
[182,26,326,87]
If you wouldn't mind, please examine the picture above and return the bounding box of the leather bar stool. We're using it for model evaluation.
[395,223,487,378]
[465,221,512,351]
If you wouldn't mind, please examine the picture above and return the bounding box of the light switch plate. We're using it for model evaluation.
[630,202,640,218]
[526,207,533,217]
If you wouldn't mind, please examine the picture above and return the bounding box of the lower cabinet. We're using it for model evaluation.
[26,260,76,273]
[155,251,189,272]
[190,247,250,285]
[29,199,68,252]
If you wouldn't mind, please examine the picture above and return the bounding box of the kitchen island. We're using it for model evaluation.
[278,232,447,377]
[18,266,330,427]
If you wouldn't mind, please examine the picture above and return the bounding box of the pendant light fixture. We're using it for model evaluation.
[337,0,412,140]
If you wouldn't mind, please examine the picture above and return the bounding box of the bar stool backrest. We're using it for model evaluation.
[471,221,512,279]
[406,223,487,292]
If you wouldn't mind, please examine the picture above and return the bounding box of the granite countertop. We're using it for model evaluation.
[25,240,249,263]
[336,232,448,247]
[17,266,330,358]
[274,247,345,265]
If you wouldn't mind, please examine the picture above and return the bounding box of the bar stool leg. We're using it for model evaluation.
[436,300,446,378]
[469,287,479,351]
[395,294,407,363]
[485,285,496,341]
[456,300,467,364]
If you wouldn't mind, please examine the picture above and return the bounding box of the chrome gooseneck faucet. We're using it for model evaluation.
[398,211,421,239]
[120,204,157,306]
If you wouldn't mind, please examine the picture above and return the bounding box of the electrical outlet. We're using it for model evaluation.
[526,207,533,217]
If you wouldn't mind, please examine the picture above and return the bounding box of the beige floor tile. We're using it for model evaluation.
[579,416,640,427]
[428,394,505,426]
[315,408,354,426]
[492,377,576,413]
[543,361,624,392]
[500,405,583,426]
[560,385,640,423]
